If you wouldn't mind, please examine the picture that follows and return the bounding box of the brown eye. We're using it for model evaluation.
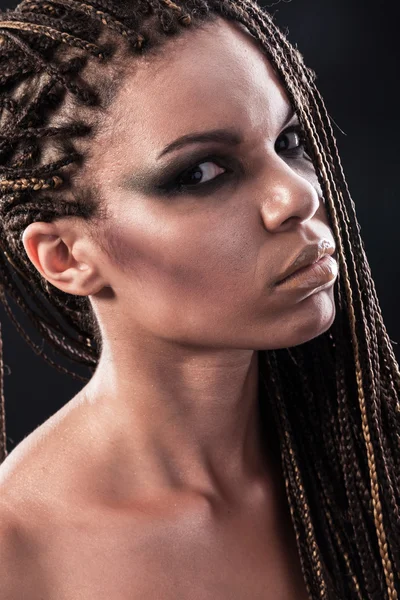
[158,152,235,197]
[275,125,313,161]
[176,160,226,187]
[276,130,303,152]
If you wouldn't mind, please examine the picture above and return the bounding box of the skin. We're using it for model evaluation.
[20,18,336,523]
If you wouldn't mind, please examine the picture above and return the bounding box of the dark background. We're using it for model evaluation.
[0,0,398,453]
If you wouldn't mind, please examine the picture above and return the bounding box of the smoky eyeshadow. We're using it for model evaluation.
[119,146,239,196]
[118,119,305,198]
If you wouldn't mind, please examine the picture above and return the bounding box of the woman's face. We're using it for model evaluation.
[84,17,337,350]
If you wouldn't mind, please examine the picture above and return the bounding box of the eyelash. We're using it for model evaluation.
[163,124,313,196]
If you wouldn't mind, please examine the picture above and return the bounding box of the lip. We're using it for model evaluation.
[274,254,338,291]
[275,240,336,285]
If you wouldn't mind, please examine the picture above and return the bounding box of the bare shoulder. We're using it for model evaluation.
[0,398,90,599]
[0,429,55,596]
[0,391,93,508]
[0,499,38,599]
[0,434,68,600]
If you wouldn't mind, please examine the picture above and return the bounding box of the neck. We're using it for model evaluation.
[77,337,281,505]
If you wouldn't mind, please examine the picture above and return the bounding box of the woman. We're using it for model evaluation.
[0,0,398,598]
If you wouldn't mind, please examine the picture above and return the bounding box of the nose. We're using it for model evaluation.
[258,160,321,232]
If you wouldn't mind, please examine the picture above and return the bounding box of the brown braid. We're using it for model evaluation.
[0,1,399,598]
[0,20,107,57]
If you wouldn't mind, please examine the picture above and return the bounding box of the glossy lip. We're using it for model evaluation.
[275,239,336,286]
[274,254,338,295]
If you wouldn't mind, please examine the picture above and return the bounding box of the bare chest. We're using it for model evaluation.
[30,505,310,600]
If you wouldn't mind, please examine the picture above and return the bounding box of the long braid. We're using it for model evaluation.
[0,1,399,599]
[226,2,400,597]
[304,74,400,578]
[302,39,400,600]
[281,40,400,578]
[210,1,380,596]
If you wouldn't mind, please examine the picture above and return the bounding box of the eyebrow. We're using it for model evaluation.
[157,128,242,160]
[157,106,297,160]
[120,106,298,193]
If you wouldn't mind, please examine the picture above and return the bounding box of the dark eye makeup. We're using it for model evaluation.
[156,123,313,198]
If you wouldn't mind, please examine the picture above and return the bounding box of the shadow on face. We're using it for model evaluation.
[40,17,339,352]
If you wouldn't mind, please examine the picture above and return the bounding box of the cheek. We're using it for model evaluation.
[101,211,260,307]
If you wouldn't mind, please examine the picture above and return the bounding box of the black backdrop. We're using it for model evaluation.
[0,0,398,453]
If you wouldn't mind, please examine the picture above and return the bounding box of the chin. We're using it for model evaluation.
[269,287,336,350]
[292,288,336,347]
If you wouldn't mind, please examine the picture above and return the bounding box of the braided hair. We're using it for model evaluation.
[0,1,399,599]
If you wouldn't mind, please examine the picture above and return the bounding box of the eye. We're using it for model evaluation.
[157,152,235,197]
[275,124,312,159]
[175,160,227,188]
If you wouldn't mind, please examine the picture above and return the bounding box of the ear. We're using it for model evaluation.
[22,220,108,296]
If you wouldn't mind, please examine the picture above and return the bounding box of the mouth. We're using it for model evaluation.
[275,254,338,291]
[275,240,336,286]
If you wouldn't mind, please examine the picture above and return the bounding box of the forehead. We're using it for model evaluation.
[90,18,293,174]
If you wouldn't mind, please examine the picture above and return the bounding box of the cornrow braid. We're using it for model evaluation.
[0,29,99,106]
[0,19,107,57]
[0,152,81,177]
[0,96,18,114]
[0,174,63,191]
[23,0,145,38]
[0,122,92,143]
[0,1,399,599]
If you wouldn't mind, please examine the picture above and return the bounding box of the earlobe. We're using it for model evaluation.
[22,221,107,297]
